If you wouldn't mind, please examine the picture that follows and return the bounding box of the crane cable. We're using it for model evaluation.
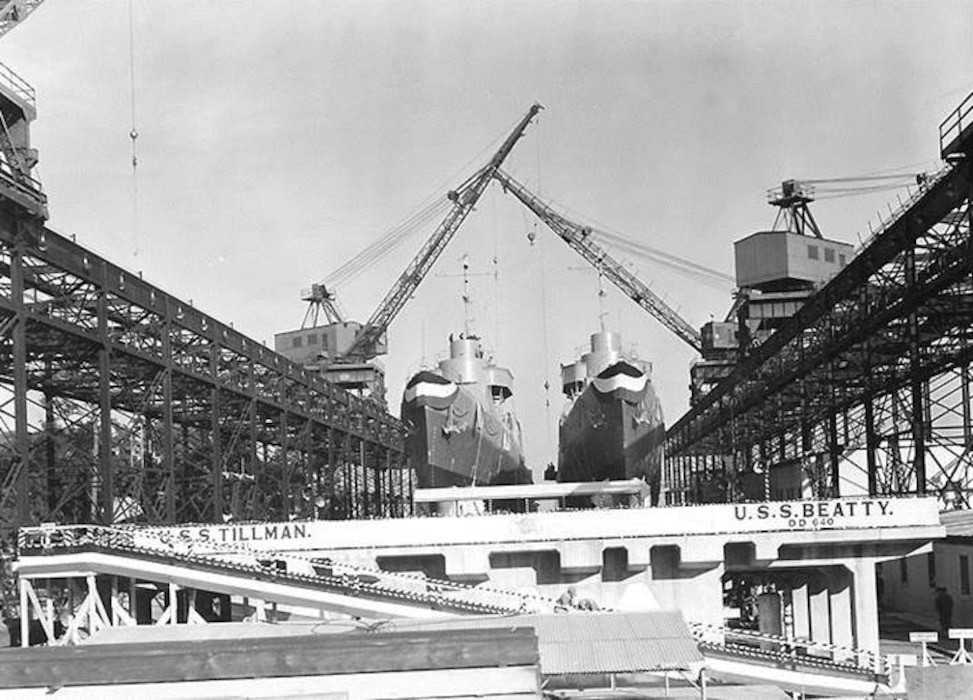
[128,0,140,261]
[321,113,527,292]
[325,197,451,288]
[533,125,556,477]
[526,190,735,289]
[799,165,940,201]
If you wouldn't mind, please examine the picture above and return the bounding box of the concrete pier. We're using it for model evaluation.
[144,496,943,654]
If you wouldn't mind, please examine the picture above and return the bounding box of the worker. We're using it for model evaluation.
[935,586,954,634]
[555,586,578,612]
[577,597,600,611]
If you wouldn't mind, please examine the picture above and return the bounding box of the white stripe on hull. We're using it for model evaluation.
[404,381,458,403]
[591,372,647,395]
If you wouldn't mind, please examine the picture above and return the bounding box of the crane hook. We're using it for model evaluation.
[130,128,139,168]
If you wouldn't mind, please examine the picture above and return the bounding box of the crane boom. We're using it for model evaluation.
[0,0,45,39]
[345,103,542,360]
[494,168,703,353]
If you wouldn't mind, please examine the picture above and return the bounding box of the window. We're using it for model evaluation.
[291,336,303,348]
[307,333,318,345]
[808,245,819,260]
[962,555,971,595]
[824,248,835,263]
[839,254,847,266]
[900,557,908,583]
[928,551,937,587]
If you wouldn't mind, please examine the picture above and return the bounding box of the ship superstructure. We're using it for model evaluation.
[401,334,532,492]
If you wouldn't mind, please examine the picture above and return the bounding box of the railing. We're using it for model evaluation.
[0,59,35,110]
[689,620,890,679]
[16,524,559,616]
[855,162,952,253]
[940,89,973,160]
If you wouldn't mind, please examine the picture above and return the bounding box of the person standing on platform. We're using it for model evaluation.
[935,586,954,634]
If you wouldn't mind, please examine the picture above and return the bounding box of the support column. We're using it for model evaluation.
[163,325,175,522]
[808,574,831,646]
[11,240,29,527]
[830,567,854,661]
[904,245,926,494]
[19,577,28,647]
[792,578,811,641]
[828,412,840,498]
[848,557,880,656]
[88,238,110,523]
[277,402,291,521]
[97,345,113,524]
[210,339,223,520]
[865,398,879,496]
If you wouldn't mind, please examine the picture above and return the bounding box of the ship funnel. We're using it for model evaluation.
[584,330,623,378]
[439,334,487,384]
[449,335,483,359]
[590,331,621,354]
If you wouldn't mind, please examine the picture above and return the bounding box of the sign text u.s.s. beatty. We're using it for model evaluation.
[133,497,940,554]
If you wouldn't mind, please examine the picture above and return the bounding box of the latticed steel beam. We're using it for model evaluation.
[667,139,973,506]
[0,212,410,532]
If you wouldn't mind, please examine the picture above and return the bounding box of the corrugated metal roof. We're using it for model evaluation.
[387,610,703,675]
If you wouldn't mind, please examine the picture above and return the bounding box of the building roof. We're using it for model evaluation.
[1,627,539,689]
[940,508,973,538]
[388,610,704,675]
[84,610,702,677]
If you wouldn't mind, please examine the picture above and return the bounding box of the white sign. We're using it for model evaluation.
[140,522,312,550]
[910,632,939,643]
[730,499,898,531]
[134,497,941,555]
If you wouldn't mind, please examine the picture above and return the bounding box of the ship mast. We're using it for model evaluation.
[461,254,474,337]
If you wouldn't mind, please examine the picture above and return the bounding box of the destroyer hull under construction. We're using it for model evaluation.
[558,331,664,504]
[402,335,531,490]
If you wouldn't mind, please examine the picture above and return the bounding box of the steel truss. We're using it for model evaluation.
[0,213,410,533]
[667,106,973,508]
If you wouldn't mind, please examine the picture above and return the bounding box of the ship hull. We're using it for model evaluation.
[402,381,531,489]
[558,366,664,504]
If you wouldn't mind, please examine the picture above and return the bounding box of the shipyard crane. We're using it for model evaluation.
[494,168,703,353]
[302,282,345,327]
[280,104,542,399]
[0,0,48,221]
[0,0,44,38]
[343,103,542,361]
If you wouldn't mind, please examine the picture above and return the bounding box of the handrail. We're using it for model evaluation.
[940,90,973,159]
[688,620,890,678]
[0,59,35,110]
[855,163,952,253]
[16,524,559,615]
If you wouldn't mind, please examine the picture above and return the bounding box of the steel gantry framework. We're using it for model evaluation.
[0,212,410,534]
[666,92,973,508]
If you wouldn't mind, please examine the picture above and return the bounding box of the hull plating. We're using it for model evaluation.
[558,363,664,504]
[401,337,531,490]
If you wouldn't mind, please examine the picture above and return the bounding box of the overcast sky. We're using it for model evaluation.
[4,1,973,476]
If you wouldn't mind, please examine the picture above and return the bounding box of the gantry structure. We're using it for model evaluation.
[666,91,973,508]
[0,214,409,532]
[0,26,409,534]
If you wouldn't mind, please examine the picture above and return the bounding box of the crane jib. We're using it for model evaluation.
[342,104,543,361]
[492,168,702,354]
